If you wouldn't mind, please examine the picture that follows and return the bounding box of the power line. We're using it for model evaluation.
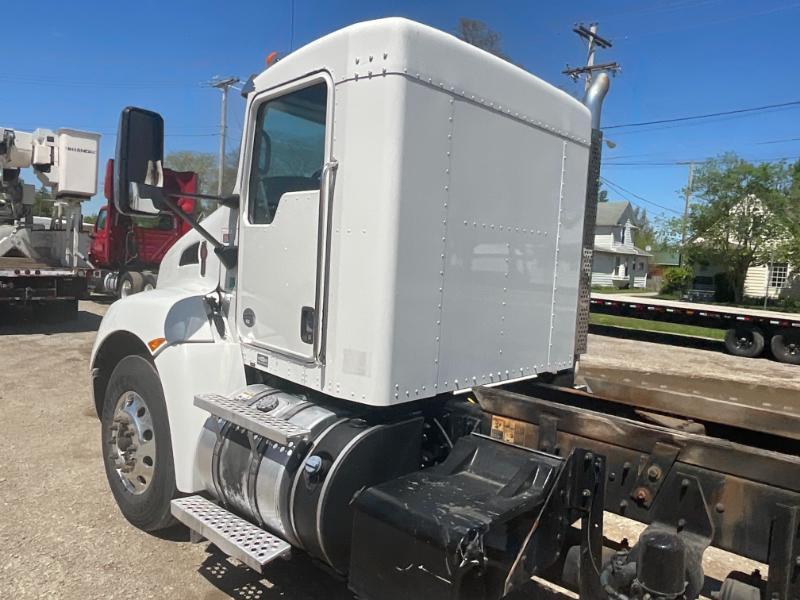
[600,176,683,215]
[605,99,800,130]
[604,154,800,166]
[0,74,204,89]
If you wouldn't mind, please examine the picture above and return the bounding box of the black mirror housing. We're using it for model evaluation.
[114,107,166,216]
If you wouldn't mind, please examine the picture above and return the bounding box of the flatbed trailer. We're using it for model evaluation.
[591,292,800,364]
[0,256,87,318]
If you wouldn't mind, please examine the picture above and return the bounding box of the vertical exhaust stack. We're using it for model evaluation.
[583,72,611,130]
[574,72,611,358]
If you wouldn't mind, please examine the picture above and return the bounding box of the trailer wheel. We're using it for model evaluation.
[143,274,157,292]
[101,355,177,531]
[118,271,144,298]
[770,329,800,365]
[724,326,765,358]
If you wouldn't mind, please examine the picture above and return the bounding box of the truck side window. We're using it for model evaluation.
[248,81,327,224]
[179,242,200,266]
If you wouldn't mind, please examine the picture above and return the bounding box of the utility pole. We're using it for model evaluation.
[679,161,695,265]
[564,23,620,89]
[209,76,240,196]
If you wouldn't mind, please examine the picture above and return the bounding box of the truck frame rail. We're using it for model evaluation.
[476,382,800,599]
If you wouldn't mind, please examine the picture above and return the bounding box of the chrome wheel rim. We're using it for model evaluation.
[143,282,155,292]
[120,279,133,298]
[735,330,754,350]
[108,391,156,495]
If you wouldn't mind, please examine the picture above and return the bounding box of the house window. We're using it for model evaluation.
[770,263,789,288]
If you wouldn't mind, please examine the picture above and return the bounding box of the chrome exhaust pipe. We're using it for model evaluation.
[582,72,610,130]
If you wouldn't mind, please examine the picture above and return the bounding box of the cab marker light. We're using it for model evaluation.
[148,337,167,352]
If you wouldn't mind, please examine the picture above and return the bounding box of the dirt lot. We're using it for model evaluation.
[0,301,783,599]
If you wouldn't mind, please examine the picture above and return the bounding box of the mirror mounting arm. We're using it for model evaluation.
[153,189,239,270]
[158,189,240,208]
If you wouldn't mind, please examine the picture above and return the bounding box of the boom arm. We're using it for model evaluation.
[0,126,100,222]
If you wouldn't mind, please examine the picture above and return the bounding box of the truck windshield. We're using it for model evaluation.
[248,81,327,224]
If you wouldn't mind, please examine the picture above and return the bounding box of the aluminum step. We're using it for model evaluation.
[195,393,310,446]
[171,495,291,573]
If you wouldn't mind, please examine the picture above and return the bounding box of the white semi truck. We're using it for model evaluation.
[90,19,799,600]
[0,126,99,318]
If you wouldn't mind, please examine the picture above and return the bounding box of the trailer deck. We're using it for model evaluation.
[0,255,78,277]
[591,292,800,363]
[592,292,800,325]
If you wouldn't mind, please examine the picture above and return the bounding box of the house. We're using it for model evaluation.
[591,201,652,288]
[687,194,800,301]
[744,262,800,300]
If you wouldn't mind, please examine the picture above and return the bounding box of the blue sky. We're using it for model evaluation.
[4,0,799,220]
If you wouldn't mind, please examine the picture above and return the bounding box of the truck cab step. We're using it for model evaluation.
[171,495,291,573]
[195,393,310,446]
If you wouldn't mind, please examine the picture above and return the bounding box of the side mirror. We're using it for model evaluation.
[114,107,167,216]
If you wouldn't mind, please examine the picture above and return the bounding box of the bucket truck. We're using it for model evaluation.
[0,126,99,318]
[89,19,799,600]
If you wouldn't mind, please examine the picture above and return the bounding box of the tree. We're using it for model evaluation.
[164,150,239,216]
[670,154,799,303]
[32,185,53,218]
[632,206,658,251]
[456,18,509,60]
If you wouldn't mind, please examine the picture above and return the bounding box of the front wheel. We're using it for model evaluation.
[101,355,178,531]
[770,329,800,365]
[724,326,765,358]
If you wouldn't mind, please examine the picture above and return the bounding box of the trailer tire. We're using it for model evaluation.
[117,271,144,298]
[724,326,765,358]
[770,329,800,365]
[101,355,178,532]
[143,273,157,292]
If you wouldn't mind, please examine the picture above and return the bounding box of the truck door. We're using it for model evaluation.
[236,75,332,361]
[89,206,109,265]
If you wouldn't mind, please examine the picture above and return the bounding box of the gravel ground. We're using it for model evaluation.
[0,301,778,599]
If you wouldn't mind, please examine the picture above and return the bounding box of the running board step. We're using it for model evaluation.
[171,495,291,573]
[195,393,310,445]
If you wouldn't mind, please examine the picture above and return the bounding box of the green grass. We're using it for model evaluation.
[591,286,653,295]
[589,313,725,340]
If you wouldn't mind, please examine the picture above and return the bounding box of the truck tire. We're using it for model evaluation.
[724,326,765,358]
[770,329,800,365]
[118,271,144,298]
[101,355,178,531]
[143,273,157,292]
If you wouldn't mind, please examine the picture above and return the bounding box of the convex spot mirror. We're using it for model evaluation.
[114,106,168,216]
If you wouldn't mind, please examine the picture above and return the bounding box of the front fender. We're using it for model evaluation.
[91,288,216,367]
[90,288,246,492]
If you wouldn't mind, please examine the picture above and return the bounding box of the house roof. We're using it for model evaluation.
[595,201,632,227]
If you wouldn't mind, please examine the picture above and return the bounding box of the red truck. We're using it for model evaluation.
[87,160,197,297]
